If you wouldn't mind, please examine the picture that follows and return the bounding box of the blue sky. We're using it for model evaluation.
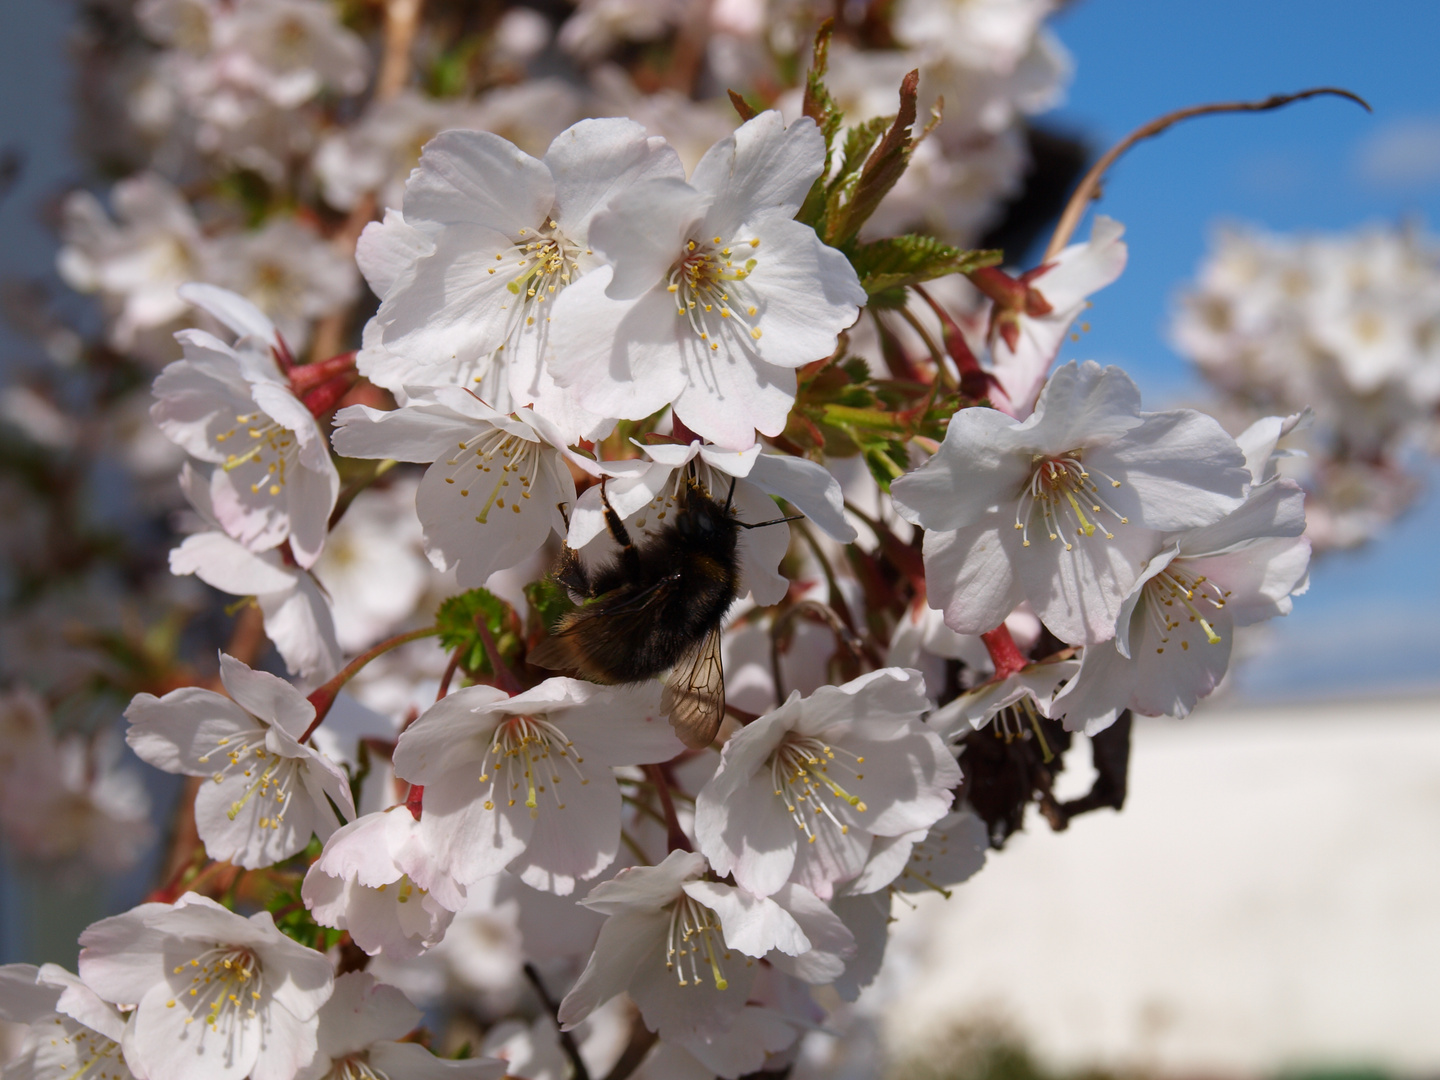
[1042,0,1440,699]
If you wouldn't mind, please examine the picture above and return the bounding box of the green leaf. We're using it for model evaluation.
[796,21,846,231]
[435,588,522,676]
[850,235,1003,297]
[524,578,576,637]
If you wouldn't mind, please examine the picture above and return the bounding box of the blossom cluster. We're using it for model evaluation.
[1173,223,1440,550]
[0,1,1350,1078]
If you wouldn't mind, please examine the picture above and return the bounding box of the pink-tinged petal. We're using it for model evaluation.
[697,769,799,898]
[677,1005,800,1079]
[374,223,528,368]
[170,532,298,595]
[419,767,532,886]
[178,284,279,349]
[766,882,855,982]
[787,817,872,900]
[557,910,667,1030]
[692,112,824,233]
[316,972,420,1058]
[557,687,684,767]
[1127,602,1234,718]
[591,179,711,300]
[672,345,797,449]
[579,850,708,915]
[331,402,476,463]
[683,881,807,957]
[278,455,339,571]
[0,964,59,1024]
[356,210,434,298]
[1021,517,1156,645]
[1052,637,1136,735]
[547,275,686,415]
[130,984,260,1080]
[194,759,317,868]
[891,406,1030,532]
[1088,410,1250,531]
[1187,536,1311,627]
[256,573,341,681]
[125,687,259,776]
[246,991,320,1080]
[922,521,1024,637]
[207,463,290,554]
[547,118,685,241]
[150,341,257,462]
[1033,215,1128,311]
[392,685,509,783]
[35,965,126,1042]
[403,129,554,232]
[1024,361,1144,453]
[732,476,791,606]
[219,654,315,738]
[1178,479,1308,556]
[308,812,407,890]
[507,762,622,895]
[628,928,756,1041]
[75,904,177,1003]
[414,446,566,588]
[747,452,855,542]
[739,218,864,369]
[368,1040,507,1080]
[830,893,891,1002]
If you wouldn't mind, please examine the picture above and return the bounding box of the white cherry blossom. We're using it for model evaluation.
[1053,475,1311,734]
[557,851,853,1042]
[925,653,1079,743]
[297,972,505,1080]
[170,462,341,680]
[151,285,339,568]
[393,678,684,895]
[332,391,587,589]
[695,668,960,900]
[0,963,137,1080]
[988,215,1129,417]
[78,892,333,1080]
[548,110,867,449]
[358,118,683,440]
[890,361,1252,645]
[125,653,355,868]
[303,806,465,959]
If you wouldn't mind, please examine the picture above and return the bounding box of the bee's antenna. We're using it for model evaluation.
[736,514,805,530]
[723,476,737,514]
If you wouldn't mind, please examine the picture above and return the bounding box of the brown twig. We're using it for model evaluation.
[523,963,592,1080]
[302,626,440,741]
[1045,87,1371,260]
[642,763,691,853]
[376,0,423,100]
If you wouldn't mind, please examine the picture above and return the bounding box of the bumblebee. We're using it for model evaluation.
[529,472,793,748]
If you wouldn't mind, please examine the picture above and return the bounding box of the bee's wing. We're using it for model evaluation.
[660,625,725,749]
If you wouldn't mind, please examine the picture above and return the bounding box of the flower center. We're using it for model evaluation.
[1143,563,1229,653]
[442,426,540,524]
[1015,452,1128,551]
[769,736,868,843]
[196,730,300,831]
[667,235,763,352]
[165,945,264,1033]
[666,893,736,990]
[375,874,424,904]
[987,693,1053,762]
[333,1055,387,1080]
[493,219,584,345]
[43,1016,127,1078]
[215,410,295,497]
[477,714,586,820]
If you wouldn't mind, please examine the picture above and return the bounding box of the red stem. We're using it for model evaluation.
[303,626,440,742]
[643,764,691,853]
[981,623,1029,681]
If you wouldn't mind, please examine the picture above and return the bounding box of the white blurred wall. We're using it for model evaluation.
[883,697,1440,1075]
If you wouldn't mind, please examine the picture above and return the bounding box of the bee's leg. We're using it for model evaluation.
[722,475,737,514]
[598,478,643,579]
[553,544,590,596]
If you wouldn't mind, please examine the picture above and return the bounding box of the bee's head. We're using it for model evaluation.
[675,481,739,550]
